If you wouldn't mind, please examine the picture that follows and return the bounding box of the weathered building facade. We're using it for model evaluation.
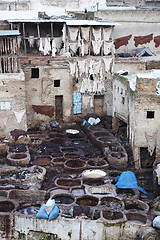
[113,70,160,169]
[0,30,27,137]
[0,18,115,135]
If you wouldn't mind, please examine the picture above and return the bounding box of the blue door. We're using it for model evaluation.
[73,92,82,114]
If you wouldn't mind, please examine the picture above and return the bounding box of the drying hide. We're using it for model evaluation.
[43,37,51,55]
[81,27,90,42]
[68,27,79,41]
[92,27,101,41]
[81,39,84,57]
[52,39,56,57]
[94,60,101,75]
[69,61,76,77]
[78,60,85,77]
[17,36,21,48]
[13,109,26,124]
[89,59,94,76]
[54,37,62,52]
[80,78,87,93]
[103,27,112,41]
[69,42,78,56]
[92,40,102,55]
[103,57,112,73]
[28,36,34,48]
[85,60,89,78]
[104,41,113,55]
[39,38,44,52]
[145,132,156,156]
[84,42,89,55]
[92,78,98,93]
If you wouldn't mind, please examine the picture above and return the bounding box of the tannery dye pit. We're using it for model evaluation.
[0,120,159,240]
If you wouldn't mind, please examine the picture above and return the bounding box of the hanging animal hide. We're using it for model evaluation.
[92,40,102,55]
[92,27,101,41]
[69,61,76,76]
[145,132,156,156]
[81,27,90,42]
[68,27,79,41]
[103,57,112,73]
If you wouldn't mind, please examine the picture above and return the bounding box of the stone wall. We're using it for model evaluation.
[95,9,160,55]
[20,55,114,128]
[113,75,129,122]
[0,69,27,137]
[0,0,30,11]
[21,56,73,127]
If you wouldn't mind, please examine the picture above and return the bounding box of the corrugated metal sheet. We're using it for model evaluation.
[0,30,20,36]
[7,18,66,23]
[66,20,119,26]
[7,19,119,26]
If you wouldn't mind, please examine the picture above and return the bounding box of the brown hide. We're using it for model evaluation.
[114,35,132,49]
[134,34,153,47]
[32,105,54,117]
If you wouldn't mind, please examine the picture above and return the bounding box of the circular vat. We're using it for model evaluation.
[83,178,105,186]
[66,129,83,139]
[88,185,115,195]
[53,194,74,204]
[71,139,88,145]
[64,153,80,159]
[0,190,8,200]
[50,135,64,145]
[89,125,106,131]
[0,143,7,157]
[66,129,79,135]
[116,188,140,199]
[82,169,106,179]
[103,210,123,221]
[93,210,101,220]
[87,158,109,169]
[33,156,52,166]
[55,178,81,189]
[31,139,42,145]
[0,200,16,212]
[110,152,126,158]
[126,212,147,224]
[64,159,86,171]
[18,205,40,215]
[61,147,78,153]
[124,199,149,212]
[52,157,66,165]
[101,196,124,209]
[98,137,116,143]
[94,132,111,138]
[6,152,30,166]
[70,187,85,196]
[76,195,99,206]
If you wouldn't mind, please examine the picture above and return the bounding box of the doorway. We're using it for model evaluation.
[55,95,63,121]
[94,95,104,115]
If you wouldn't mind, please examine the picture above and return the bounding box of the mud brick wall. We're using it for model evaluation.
[136,77,157,93]
[20,56,73,127]
[0,70,27,137]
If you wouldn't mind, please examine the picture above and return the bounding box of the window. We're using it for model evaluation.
[31,68,39,78]
[1,101,11,110]
[54,79,60,87]
[147,111,154,119]
[122,97,125,104]
[90,74,94,80]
